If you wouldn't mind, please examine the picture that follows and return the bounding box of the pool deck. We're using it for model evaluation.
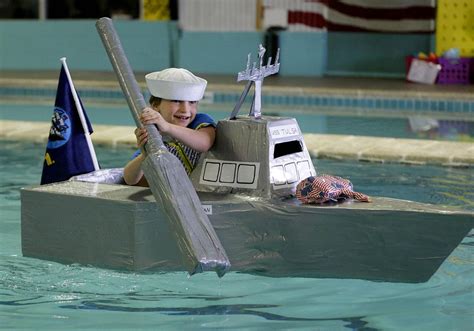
[1,71,474,167]
[1,119,473,167]
[1,70,474,99]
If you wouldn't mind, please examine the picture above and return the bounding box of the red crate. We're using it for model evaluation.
[437,57,473,84]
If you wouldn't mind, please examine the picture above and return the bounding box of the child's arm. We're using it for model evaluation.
[123,153,148,186]
[140,108,216,152]
[163,125,215,152]
[123,128,149,186]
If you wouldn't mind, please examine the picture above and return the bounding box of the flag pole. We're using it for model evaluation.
[60,57,99,171]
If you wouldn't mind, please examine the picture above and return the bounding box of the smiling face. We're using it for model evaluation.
[153,99,198,127]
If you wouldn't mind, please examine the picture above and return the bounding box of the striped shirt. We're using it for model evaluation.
[132,113,216,175]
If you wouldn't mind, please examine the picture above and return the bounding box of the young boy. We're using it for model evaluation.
[123,68,216,186]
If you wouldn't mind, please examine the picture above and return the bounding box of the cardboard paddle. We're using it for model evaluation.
[96,17,230,277]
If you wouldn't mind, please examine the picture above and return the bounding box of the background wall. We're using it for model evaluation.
[0,20,172,72]
[279,31,327,77]
[326,32,435,78]
[177,32,264,74]
[0,20,433,78]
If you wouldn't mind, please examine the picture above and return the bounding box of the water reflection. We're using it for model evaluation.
[408,117,473,141]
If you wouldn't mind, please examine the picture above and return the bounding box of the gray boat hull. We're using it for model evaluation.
[21,181,474,283]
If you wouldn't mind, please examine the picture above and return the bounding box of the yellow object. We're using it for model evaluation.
[436,0,474,57]
[143,0,170,21]
[44,152,55,166]
[418,52,428,59]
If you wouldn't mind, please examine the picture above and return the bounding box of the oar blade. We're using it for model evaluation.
[143,153,229,276]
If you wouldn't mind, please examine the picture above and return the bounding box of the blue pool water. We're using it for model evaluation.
[2,102,474,141]
[1,140,473,330]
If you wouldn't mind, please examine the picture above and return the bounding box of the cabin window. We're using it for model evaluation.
[284,163,298,183]
[297,161,313,179]
[200,159,260,189]
[271,166,286,185]
[220,163,236,183]
[203,162,220,182]
[273,140,303,158]
[237,164,256,184]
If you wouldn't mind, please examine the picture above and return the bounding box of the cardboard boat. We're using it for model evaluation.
[21,114,474,283]
[20,45,473,283]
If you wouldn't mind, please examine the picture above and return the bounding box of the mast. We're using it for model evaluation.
[234,44,280,119]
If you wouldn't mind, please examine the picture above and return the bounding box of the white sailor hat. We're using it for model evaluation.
[145,68,207,102]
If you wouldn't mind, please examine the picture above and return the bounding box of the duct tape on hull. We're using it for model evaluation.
[21,181,474,283]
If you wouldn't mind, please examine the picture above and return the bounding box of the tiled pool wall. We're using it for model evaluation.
[1,86,473,117]
[209,91,474,115]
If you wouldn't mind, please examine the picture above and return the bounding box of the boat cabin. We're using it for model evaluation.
[191,116,316,198]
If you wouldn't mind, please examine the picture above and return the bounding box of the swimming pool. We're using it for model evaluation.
[1,141,473,330]
[1,102,473,142]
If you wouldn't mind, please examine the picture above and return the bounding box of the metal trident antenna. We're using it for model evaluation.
[230,44,280,119]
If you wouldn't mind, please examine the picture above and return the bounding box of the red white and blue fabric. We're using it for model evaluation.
[265,0,435,33]
[296,174,371,204]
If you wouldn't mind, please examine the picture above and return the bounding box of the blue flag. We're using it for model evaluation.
[41,64,97,185]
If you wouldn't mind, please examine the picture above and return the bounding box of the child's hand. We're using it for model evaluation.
[134,127,148,150]
[140,107,170,133]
